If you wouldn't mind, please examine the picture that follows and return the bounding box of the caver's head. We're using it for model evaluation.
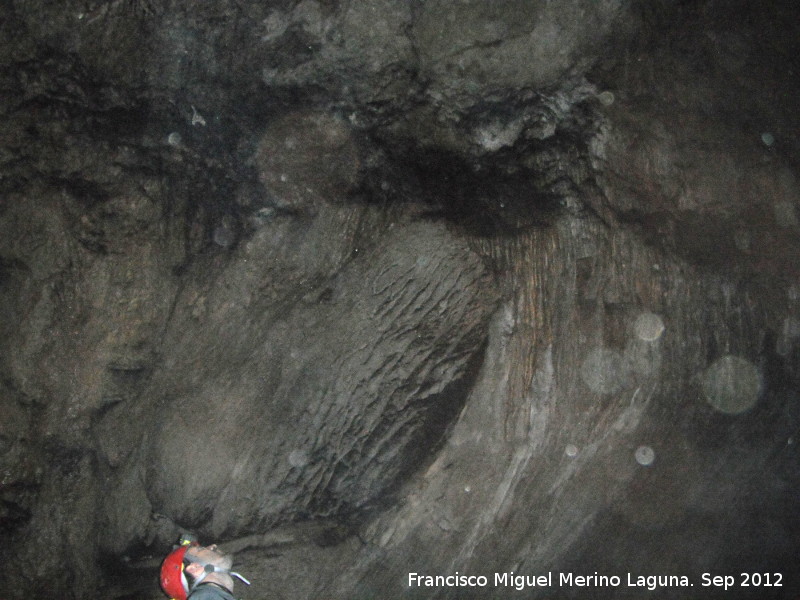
[160,539,250,600]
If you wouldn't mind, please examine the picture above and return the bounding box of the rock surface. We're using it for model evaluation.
[1,1,799,598]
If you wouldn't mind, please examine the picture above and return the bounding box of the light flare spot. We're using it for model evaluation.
[565,444,579,457]
[212,217,236,248]
[774,200,799,227]
[733,229,751,252]
[580,348,629,395]
[288,449,309,468]
[633,312,665,342]
[776,316,800,356]
[597,90,615,106]
[634,445,655,466]
[702,355,760,414]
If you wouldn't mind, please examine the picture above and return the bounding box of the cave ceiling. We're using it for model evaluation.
[1,1,800,599]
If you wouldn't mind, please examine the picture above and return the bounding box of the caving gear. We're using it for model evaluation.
[187,583,238,600]
[160,537,250,600]
[160,540,193,600]
[190,559,251,589]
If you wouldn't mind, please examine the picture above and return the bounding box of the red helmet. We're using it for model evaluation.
[160,543,193,600]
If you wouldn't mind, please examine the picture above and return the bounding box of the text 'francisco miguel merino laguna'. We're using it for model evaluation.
[408,571,693,591]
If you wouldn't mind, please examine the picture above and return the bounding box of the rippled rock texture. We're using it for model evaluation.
[1,1,799,598]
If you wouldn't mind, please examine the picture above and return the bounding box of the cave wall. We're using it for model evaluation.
[1,1,800,598]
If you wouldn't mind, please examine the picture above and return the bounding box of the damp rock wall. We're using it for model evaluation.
[1,1,800,599]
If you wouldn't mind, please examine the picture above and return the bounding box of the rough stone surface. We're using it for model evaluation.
[1,1,799,599]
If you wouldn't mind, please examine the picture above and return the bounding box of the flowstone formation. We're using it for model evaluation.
[1,1,799,599]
